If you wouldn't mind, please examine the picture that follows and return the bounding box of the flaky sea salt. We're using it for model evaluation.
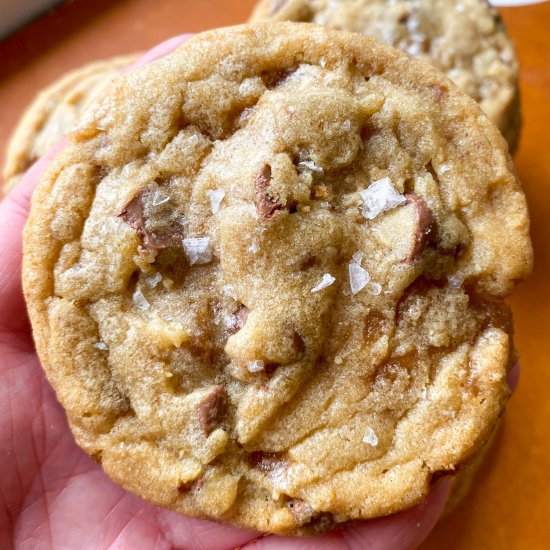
[133,288,150,311]
[247,360,265,373]
[349,262,370,294]
[183,237,212,265]
[366,282,382,296]
[311,273,336,293]
[363,427,378,447]
[351,251,364,265]
[176,215,188,226]
[448,274,464,288]
[94,341,108,351]
[439,163,450,174]
[223,314,238,330]
[222,284,237,300]
[359,177,406,220]
[152,190,171,207]
[287,105,297,114]
[207,189,225,214]
[319,56,327,68]
[298,160,324,175]
[248,241,260,254]
[146,272,163,288]
[420,387,428,400]
[342,119,351,131]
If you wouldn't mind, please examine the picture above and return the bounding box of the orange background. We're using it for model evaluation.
[0,1,548,548]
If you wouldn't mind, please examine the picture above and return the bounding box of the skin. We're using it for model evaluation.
[5,33,521,549]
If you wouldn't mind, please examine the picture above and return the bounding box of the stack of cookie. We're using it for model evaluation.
[17,0,532,538]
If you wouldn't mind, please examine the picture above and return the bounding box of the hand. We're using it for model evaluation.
[0,35,454,550]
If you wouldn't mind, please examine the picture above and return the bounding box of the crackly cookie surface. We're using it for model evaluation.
[250,0,521,151]
[23,23,532,535]
[2,54,137,195]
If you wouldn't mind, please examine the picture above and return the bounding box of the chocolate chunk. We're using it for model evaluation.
[287,499,315,524]
[197,386,227,435]
[248,451,287,473]
[236,305,249,328]
[254,164,281,219]
[118,188,182,255]
[404,194,434,263]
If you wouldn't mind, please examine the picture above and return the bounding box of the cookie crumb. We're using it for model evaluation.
[360,177,406,220]
[207,189,225,214]
[311,273,336,293]
[363,427,379,446]
[183,237,212,265]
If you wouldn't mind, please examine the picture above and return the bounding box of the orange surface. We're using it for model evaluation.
[0,1,548,548]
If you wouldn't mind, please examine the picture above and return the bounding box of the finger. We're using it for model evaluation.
[125,34,193,71]
[0,139,66,334]
[242,477,451,550]
[507,361,520,393]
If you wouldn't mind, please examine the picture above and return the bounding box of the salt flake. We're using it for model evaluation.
[206,189,225,214]
[133,288,150,311]
[223,314,238,330]
[298,160,324,175]
[152,190,170,207]
[94,341,108,351]
[222,284,237,300]
[146,272,162,288]
[363,427,378,446]
[342,119,351,131]
[248,241,260,254]
[349,262,371,294]
[439,163,450,174]
[247,360,265,373]
[366,282,382,296]
[319,56,327,68]
[183,237,212,265]
[359,177,406,220]
[311,273,336,293]
[447,274,464,288]
[351,251,364,265]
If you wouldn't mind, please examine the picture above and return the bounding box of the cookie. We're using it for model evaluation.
[23,23,532,535]
[250,0,521,152]
[2,54,138,195]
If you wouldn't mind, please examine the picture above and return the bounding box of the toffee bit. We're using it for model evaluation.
[311,273,336,293]
[363,427,379,447]
[182,237,212,265]
[254,164,281,219]
[360,177,406,220]
[207,189,225,214]
[197,386,227,435]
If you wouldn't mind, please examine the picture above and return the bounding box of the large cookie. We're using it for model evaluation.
[2,54,137,195]
[250,0,521,152]
[23,23,532,535]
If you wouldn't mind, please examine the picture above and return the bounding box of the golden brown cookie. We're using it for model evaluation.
[2,54,138,195]
[23,23,532,535]
[250,0,521,152]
